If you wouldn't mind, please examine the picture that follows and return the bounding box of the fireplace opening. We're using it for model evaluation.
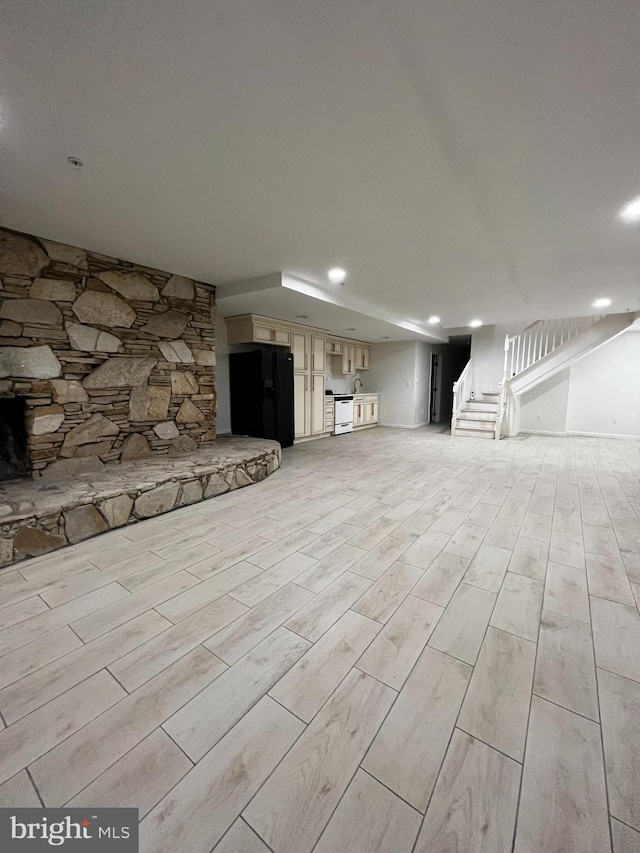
[0,398,29,481]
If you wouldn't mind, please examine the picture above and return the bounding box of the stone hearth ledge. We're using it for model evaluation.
[0,437,280,567]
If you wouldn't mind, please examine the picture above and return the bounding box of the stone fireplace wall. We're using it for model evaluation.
[0,227,216,477]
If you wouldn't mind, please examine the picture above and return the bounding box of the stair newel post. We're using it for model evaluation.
[451,380,459,436]
[495,335,510,440]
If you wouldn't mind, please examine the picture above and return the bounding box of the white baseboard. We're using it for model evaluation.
[516,428,566,437]
[379,422,427,430]
[516,428,640,441]
[567,430,640,441]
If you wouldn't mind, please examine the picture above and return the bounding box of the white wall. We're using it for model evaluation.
[518,368,570,434]
[414,342,431,427]
[215,313,231,434]
[567,330,640,437]
[470,323,519,394]
[362,341,429,429]
[516,328,640,438]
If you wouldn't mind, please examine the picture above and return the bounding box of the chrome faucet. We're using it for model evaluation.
[353,377,363,393]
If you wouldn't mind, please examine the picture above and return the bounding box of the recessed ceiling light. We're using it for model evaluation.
[295,314,309,319]
[428,316,440,325]
[67,156,84,170]
[328,268,347,284]
[469,319,483,328]
[592,298,611,308]
[618,196,640,224]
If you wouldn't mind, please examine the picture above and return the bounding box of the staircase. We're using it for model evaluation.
[454,393,500,439]
[505,313,635,395]
[451,312,638,440]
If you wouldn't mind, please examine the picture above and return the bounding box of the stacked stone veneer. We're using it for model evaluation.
[0,438,280,566]
[0,226,217,477]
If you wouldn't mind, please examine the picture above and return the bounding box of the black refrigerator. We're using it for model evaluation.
[229,350,295,448]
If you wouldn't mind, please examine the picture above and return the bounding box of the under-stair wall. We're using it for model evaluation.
[516,327,640,438]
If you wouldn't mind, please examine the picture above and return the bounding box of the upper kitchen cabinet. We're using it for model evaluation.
[226,315,291,346]
[338,342,371,374]
[341,343,356,375]
[355,345,370,370]
[311,335,325,372]
[224,314,370,376]
[291,331,309,372]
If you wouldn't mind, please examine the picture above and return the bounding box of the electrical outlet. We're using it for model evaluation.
[612,417,617,424]
[536,414,541,421]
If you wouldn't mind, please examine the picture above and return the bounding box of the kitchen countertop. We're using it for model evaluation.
[325,392,379,398]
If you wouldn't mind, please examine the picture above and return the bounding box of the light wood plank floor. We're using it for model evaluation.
[1,428,639,853]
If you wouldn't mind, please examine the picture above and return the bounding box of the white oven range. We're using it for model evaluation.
[333,395,354,435]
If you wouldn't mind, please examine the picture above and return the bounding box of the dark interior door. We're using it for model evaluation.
[430,354,439,422]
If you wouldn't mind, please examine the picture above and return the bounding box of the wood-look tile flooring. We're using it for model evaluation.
[1,428,639,852]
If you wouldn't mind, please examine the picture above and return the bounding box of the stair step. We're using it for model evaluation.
[454,427,496,439]
[465,401,498,412]
[460,410,497,421]
[457,419,495,431]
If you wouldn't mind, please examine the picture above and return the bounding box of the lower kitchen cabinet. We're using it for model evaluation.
[353,394,380,430]
[294,372,326,439]
[324,401,335,433]
[293,373,309,438]
[311,374,326,435]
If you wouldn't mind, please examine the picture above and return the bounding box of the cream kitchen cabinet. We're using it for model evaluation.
[311,335,325,372]
[353,394,380,430]
[291,331,309,372]
[341,344,356,375]
[294,372,310,438]
[324,400,335,433]
[294,334,326,438]
[226,315,291,346]
[225,314,373,442]
[339,342,370,375]
[311,374,326,435]
[355,346,370,370]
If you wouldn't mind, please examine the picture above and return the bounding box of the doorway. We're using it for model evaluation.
[430,354,439,423]
[430,337,471,424]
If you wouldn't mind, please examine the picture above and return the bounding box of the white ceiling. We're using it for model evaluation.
[2,0,639,334]
[216,274,449,343]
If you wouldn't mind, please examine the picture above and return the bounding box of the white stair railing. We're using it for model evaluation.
[499,314,601,437]
[451,359,472,437]
[504,315,601,379]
